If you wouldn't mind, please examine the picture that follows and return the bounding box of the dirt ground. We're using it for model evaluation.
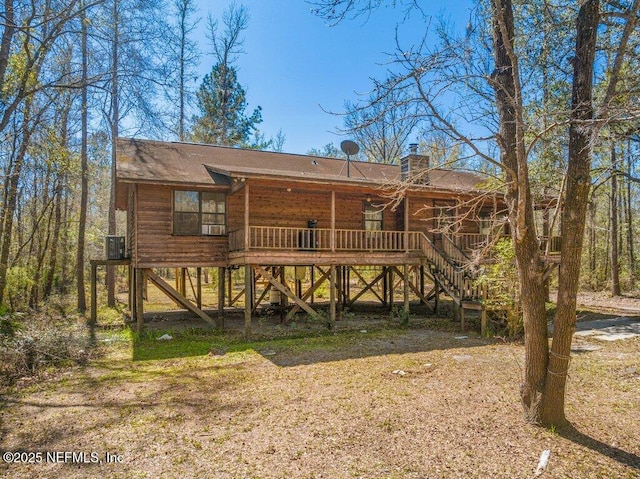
[1,299,639,479]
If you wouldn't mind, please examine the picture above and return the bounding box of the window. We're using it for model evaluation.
[173,190,226,235]
[363,202,383,231]
[434,202,454,233]
[479,213,493,235]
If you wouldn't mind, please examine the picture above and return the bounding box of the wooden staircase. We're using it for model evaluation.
[416,233,487,332]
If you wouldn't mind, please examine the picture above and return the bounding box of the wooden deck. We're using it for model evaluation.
[228,227,424,266]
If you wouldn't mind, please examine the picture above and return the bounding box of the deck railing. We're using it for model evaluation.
[229,226,422,253]
[451,233,498,252]
[229,226,489,303]
[451,233,562,254]
[418,233,481,301]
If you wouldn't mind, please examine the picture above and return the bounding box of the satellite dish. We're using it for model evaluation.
[340,140,359,156]
[340,140,359,178]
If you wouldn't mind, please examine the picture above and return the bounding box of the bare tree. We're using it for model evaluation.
[77,0,90,312]
[191,3,263,146]
[166,0,200,141]
[343,89,420,163]
[312,0,640,426]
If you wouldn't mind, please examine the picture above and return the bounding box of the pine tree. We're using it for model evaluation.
[191,63,262,146]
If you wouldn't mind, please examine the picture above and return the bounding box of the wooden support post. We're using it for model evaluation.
[480,284,488,336]
[345,266,350,305]
[196,267,202,310]
[128,265,135,321]
[252,267,257,310]
[217,267,225,329]
[255,265,319,320]
[329,265,336,330]
[404,196,410,253]
[403,263,410,317]
[336,265,342,319]
[244,265,252,339]
[127,265,133,318]
[420,266,425,298]
[285,267,331,321]
[330,191,336,252]
[136,268,144,333]
[244,182,250,251]
[382,267,388,306]
[434,283,439,314]
[311,266,315,304]
[279,266,287,308]
[146,269,216,325]
[227,268,233,307]
[388,267,395,312]
[90,262,98,325]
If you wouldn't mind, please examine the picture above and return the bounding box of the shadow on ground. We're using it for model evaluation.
[131,303,492,367]
[561,424,640,471]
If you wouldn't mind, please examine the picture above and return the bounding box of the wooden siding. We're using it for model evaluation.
[239,183,398,231]
[129,179,489,268]
[134,184,228,267]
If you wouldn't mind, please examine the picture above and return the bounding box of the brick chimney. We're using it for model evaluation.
[400,144,430,184]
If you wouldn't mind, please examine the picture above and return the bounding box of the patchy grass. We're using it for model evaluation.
[1,316,639,479]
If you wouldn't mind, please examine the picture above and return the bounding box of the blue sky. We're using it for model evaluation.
[193,1,474,154]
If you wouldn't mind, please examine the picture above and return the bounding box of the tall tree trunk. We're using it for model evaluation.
[610,146,621,296]
[107,0,119,307]
[588,194,597,289]
[29,166,53,310]
[626,137,635,286]
[44,174,63,299]
[490,0,549,424]
[77,0,89,312]
[60,181,71,294]
[541,0,599,427]
[0,0,15,93]
[178,0,186,141]
[0,102,33,304]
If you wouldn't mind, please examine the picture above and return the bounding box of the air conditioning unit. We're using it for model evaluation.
[202,224,226,235]
[105,236,126,260]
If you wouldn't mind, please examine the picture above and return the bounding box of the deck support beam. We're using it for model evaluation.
[217,267,225,329]
[388,267,394,312]
[329,265,336,330]
[244,183,250,251]
[254,265,320,322]
[403,263,410,316]
[136,268,145,332]
[285,267,331,321]
[196,267,202,309]
[146,269,216,326]
[347,267,386,306]
[244,265,252,338]
[331,190,336,252]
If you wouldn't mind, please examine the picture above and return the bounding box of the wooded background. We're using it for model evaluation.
[1,0,639,315]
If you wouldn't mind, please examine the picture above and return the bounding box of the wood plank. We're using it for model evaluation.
[244,264,252,338]
[347,267,386,305]
[329,265,336,330]
[404,263,410,315]
[217,267,225,329]
[136,269,144,332]
[254,265,319,319]
[285,267,331,321]
[145,269,216,326]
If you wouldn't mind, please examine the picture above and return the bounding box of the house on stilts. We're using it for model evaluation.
[92,138,560,336]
